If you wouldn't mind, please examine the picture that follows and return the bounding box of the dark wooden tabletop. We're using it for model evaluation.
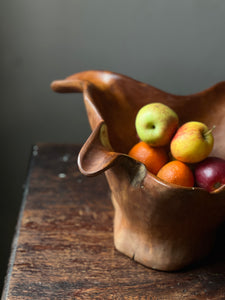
[2,143,225,299]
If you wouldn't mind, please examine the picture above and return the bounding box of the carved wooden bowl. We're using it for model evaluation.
[51,70,225,271]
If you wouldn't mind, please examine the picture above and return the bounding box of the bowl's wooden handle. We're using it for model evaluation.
[51,79,84,93]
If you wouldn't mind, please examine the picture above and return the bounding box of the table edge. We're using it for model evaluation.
[1,145,36,300]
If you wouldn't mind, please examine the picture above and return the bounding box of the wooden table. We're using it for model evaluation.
[2,143,225,299]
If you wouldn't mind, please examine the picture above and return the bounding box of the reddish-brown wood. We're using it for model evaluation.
[2,144,225,299]
[51,71,225,271]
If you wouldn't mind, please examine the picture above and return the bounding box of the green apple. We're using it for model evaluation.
[135,103,179,146]
[170,121,214,163]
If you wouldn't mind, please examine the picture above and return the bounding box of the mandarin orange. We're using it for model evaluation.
[128,141,168,175]
[157,160,194,187]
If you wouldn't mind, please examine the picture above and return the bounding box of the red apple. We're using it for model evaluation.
[195,157,225,192]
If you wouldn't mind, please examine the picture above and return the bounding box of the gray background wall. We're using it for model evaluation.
[1,0,225,292]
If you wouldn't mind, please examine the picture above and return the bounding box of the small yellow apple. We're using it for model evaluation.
[170,121,214,163]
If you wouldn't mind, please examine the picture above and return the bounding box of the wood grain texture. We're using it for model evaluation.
[2,144,225,299]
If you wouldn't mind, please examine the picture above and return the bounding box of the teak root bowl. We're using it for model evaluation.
[51,70,225,271]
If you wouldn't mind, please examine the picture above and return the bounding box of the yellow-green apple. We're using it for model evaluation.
[170,121,214,163]
[195,157,225,192]
[135,103,179,147]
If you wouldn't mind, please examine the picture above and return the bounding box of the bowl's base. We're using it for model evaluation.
[111,193,215,272]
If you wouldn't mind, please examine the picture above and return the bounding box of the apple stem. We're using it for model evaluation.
[205,125,216,136]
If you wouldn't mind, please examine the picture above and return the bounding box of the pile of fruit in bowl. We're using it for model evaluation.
[128,102,225,192]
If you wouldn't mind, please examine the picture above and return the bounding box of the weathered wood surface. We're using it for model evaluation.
[2,143,225,299]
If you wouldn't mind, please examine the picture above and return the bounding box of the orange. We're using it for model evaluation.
[128,141,168,175]
[157,160,194,187]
